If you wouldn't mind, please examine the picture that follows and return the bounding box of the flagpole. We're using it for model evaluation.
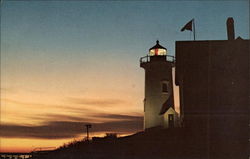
[193,19,196,41]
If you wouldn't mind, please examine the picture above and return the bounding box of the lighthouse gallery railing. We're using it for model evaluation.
[140,55,175,64]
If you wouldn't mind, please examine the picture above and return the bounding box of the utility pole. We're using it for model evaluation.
[85,124,92,141]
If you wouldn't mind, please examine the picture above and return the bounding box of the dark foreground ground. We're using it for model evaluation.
[32,127,247,159]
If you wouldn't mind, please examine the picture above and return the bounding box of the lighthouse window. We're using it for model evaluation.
[162,82,168,93]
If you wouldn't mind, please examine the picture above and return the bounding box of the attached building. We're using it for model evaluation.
[175,18,249,158]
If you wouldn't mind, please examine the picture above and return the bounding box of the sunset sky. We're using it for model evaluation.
[1,0,249,152]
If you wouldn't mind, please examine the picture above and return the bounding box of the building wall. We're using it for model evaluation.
[175,39,249,159]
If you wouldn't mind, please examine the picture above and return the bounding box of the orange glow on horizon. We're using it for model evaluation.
[0,130,141,153]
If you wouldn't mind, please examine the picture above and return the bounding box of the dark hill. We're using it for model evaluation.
[33,127,217,159]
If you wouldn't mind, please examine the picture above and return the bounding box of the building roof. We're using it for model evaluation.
[159,95,174,115]
[149,40,167,51]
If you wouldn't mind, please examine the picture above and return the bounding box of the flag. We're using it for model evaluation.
[181,19,193,32]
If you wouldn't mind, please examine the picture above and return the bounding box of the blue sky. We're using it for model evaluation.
[0,0,249,152]
[2,1,249,86]
[2,1,249,57]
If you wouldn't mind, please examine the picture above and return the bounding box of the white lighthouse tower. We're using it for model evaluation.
[140,40,179,130]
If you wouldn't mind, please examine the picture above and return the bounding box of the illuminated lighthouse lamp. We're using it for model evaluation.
[149,40,167,56]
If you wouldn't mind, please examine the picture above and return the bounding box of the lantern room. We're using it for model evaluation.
[149,40,167,56]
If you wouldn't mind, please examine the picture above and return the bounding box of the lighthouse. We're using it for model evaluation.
[140,40,179,129]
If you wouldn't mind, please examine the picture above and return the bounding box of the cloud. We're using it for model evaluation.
[1,97,143,139]
[0,122,83,139]
[0,87,18,94]
[40,113,143,123]
[0,87,44,94]
[93,113,143,121]
[92,119,143,133]
[1,98,38,106]
[30,113,92,122]
[68,97,126,107]
[0,115,143,139]
[2,98,91,113]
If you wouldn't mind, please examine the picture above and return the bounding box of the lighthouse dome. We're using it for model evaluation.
[149,40,167,56]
